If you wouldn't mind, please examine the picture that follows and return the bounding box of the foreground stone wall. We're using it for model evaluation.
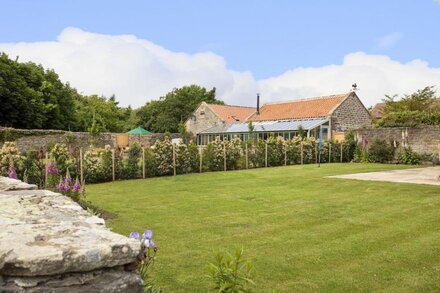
[0,177,143,292]
[0,127,179,153]
[355,126,440,155]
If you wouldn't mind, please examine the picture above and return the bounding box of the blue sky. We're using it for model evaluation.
[1,0,440,106]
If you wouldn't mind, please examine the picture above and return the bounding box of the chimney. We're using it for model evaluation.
[256,93,260,115]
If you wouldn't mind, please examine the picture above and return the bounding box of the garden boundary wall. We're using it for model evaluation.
[0,127,179,152]
[355,126,440,155]
[0,176,143,292]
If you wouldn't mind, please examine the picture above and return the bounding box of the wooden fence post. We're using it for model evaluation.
[112,149,115,181]
[265,142,268,168]
[340,143,343,163]
[329,143,332,163]
[142,147,145,179]
[315,143,318,164]
[199,146,203,173]
[223,141,227,171]
[80,148,83,184]
[173,143,176,176]
[245,143,249,169]
[45,152,48,187]
[300,142,304,165]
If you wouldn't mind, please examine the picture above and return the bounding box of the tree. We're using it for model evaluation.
[375,86,440,127]
[136,85,223,133]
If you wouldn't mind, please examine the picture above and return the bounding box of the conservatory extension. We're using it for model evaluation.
[196,118,330,145]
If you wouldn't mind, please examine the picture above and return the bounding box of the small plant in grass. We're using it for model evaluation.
[207,247,255,293]
[129,230,163,292]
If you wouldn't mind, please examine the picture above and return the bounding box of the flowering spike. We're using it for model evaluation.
[8,160,17,179]
[65,168,72,185]
[73,177,81,193]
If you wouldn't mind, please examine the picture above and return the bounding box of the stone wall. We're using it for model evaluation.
[185,102,224,136]
[0,127,179,153]
[355,126,440,155]
[331,93,372,132]
[0,176,143,292]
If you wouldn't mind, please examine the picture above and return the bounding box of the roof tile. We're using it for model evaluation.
[248,94,349,121]
[207,104,256,123]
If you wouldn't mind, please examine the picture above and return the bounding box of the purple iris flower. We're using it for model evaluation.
[142,230,153,240]
[129,231,140,239]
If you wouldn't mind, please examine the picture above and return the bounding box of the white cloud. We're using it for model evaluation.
[375,32,404,50]
[435,0,440,4]
[0,27,439,108]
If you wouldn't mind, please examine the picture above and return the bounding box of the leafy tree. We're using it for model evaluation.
[136,85,223,133]
[375,86,440,127]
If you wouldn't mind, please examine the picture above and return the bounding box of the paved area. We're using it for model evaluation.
[329,166,440,186]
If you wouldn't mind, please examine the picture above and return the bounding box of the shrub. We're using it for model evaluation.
[144,147,158,177]
[266,136,285,167]
[153,138,173,176]
[187,142,200,172]
[204,137,225,171]
[367,138,394,163]
[398,147,420,165]
[21,150,45,187]
[226,136,242,170]
[302,137,316,163]
[285,137,301,165]
[83,146,113,183]
[49,143,76,176]
[125,142,142,178]
[175,143,191,174]
[0,141,23,177]
[248,140,265,168]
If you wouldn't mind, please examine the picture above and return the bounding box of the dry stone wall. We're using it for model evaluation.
[0,177,143,292]
[356,126,440,155]
[0,127,179,153]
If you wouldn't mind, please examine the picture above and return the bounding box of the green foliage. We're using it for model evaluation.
[175,143,191,174]
[83,146,113,183]
[266,136,285,167]
[398,148,420,165]
[207,247,255,293]
[0,53,77,129]
[226,136,242,170]
[125,142,142,178]
[204,137,226,171]
[153,138,173,176]
[136,85,223,133]
[21,150,45,187]
[375,86,440,127]
[187,142,200,172]
[367,138,394,163]
[144,147,158,177]
[49,143,76,176]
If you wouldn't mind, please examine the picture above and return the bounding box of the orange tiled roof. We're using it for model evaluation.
[248,94,349,122]
[207,104,256,123]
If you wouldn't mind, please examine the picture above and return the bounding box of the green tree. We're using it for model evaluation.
[375,86,440,127]
[136,85,223,133]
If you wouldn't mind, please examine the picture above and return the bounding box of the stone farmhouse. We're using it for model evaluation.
[186,92,371,145]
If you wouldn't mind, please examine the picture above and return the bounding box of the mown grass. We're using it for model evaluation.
[86,163,440,292]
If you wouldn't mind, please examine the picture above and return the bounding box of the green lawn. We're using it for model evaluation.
[87,163,440,292]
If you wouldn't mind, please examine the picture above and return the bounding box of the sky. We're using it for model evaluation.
[1,0,440,108]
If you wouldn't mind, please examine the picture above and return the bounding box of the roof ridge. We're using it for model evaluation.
[262,93,349,105]
[206,103,255,109]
